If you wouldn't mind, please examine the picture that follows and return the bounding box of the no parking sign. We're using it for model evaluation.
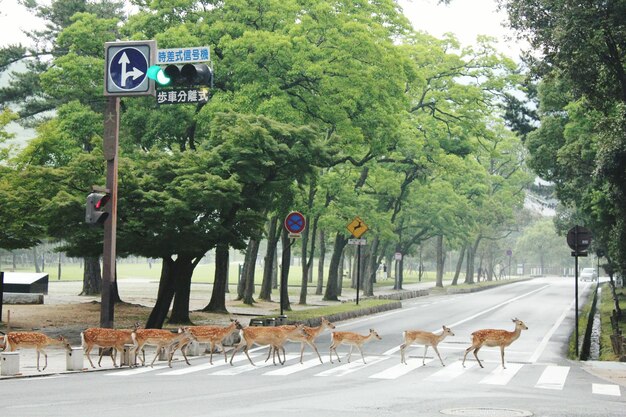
[284,211,306,237]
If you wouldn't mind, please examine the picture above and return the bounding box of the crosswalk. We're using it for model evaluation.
[103,350,623,397]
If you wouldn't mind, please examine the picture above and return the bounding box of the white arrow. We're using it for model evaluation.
[118,52,144,87]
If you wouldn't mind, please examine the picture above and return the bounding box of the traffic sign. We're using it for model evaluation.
[346,216,368,238]
[567,225,592,253]
[348,239,367,245]
[157,46,210,64]
[105,41,156,96]
[284,211,306,235]
[156,88,209,105]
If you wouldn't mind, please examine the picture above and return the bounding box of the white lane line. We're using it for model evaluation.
[528,300,575,363]
[264,357,323,376]
[535,365,570,390]
[383,285,550,357]
[426,361,475,382]
[592,383,621,396]
[210,354,299,376]
[314,356,389,377]
[479,363,524,385]
[369,358,433,379]
[107,365,168,376]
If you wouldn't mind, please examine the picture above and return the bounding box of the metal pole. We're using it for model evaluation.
[101,96,119,328]
[574,225,579,357]
[0,271,4,322]
[356,244,361,305]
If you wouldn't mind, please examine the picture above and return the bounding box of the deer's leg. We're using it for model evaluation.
[180,343,191,365]
[422,346,429,366]
[500,345,506,369]
[400,343,407,364]
[347,345,354,363]
[462,345,474,367]
[433,345,445,367]
[358,346,367,364]
[85,345,96,368]
[110,347,118,367]
[473,346,484,368]
[36,349,41,371]
[330,343,341,363]
[265,346,273,363]
[308,341,322,364]
[243,344,256,366]
[150,347,161,367]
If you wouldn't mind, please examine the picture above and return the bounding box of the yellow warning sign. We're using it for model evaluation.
[346,216,368,238]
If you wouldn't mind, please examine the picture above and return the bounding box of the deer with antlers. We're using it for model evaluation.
[230,324,307,366]
[400,325,454,366]
[177,319,243,364]
[81,323,140,368]
[131,327,196,368]
[3,331,69,371]
[462,318,528,369]
[329,328,382,364]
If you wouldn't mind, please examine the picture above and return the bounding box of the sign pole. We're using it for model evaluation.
[574,249,579,357]
[356,243,361,305]
[101,96,119,328]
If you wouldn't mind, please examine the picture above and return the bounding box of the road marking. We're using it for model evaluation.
[106,365,168,376]
[264,357,324,376]
[426,361,475,381]
[157,355,247,375]
[479,363,523,385]
[535,365,570,390]
[210,354,299,376]
[592,383,621,396]
[335,307,417,329]
[383,285,549,357]
[528,300,575,363]
[314,356,389,377]
[369,358,433,379]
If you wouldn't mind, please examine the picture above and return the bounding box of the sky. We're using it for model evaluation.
[0,0,524,59]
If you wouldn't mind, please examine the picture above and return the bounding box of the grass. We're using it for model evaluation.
[259,299,397,322]
[598,282,626,361]
[567,283,597,359]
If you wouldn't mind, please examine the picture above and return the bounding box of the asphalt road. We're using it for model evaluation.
[2,277,624,417]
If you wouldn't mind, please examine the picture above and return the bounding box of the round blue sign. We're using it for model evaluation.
[109,47,149,90]
[285,211,306,234]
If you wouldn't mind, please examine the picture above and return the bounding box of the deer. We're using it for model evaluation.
[266,317,336,364]
[230,324,307,366]
[399,325,455,366]
[131,327,196,368]
[462,318,529,369]
[177,319,244,364]
[3,331,69,371]
[81,322,140,368]
[329,328,382,364]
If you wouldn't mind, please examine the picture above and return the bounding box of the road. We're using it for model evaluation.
[2,277,624,417]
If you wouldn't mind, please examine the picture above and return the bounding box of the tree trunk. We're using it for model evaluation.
[145,257,176,328]
[436,235,444,288]
[33,247,41,273]
[81,256,101,295]
[204,243,230,313]
[316,230,325,295]
[170,254,202,324]
[280,228,292,312]
[363,237,379,297]
[451,245,466,286]
[300,215,319,305]
[243,239,260,305]
[260,216,279,301]
[324,233,347,301]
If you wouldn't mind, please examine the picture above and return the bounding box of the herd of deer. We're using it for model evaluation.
[0,317,528,373]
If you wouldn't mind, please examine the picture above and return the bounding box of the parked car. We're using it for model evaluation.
[580,267,597,281]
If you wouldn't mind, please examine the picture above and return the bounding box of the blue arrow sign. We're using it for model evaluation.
[285,211,306,234]
[109,47,148,90]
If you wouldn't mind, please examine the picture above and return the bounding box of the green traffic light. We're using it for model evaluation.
[147,65,171,86]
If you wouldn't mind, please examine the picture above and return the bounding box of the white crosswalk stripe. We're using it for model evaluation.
[369,358,433,379]
[211,354,299,376]
[264,357,323,376]
[535,365,570,390]
[479,363,524,385]
[592,383,621,396]
[314,356,389,377]
[426,361,476,381]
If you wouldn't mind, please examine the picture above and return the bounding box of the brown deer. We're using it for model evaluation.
[81,323,140,368]
[177,319,243,364]
[3,331,69,371]
[131,327,196,368]
[400,325,455,366]
[230,324,307,366]
[266,317,336,364]
[462,318,528,369]
[329,328,382,364]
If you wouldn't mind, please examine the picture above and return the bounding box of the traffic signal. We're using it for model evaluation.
[147,63,212,87]
[85,192,110,226]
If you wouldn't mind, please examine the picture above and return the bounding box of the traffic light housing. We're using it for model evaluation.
[147,63,213,87]
[85,192,110,226]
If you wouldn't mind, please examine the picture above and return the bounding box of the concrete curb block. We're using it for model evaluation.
[298,301,403,327]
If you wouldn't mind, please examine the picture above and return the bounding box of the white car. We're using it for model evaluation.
[580,268,597,281]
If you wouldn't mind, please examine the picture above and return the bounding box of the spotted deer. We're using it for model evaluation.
[178,319,243,364]
[400,325,455,366]
[3,331,69,371]
[462,318,528,369]
[230,324,307,366]
[266,317,336,364]
[329,329,382,364]
[131,327,196,368]
[81,323,140,368]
